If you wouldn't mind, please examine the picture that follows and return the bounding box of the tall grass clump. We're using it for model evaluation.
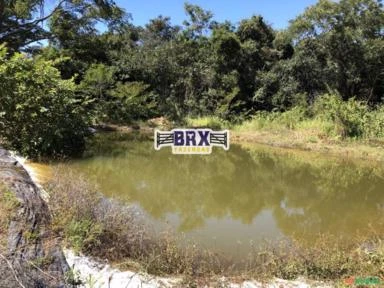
[363,106,384,139]
[312,94,369,139]
[313,93,384,139]
[234,106,308,132]
[185,116,228,130]
[234,93,384,141]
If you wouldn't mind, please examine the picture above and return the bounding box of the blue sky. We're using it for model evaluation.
[116,0,319,29]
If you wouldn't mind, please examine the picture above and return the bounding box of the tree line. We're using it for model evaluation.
[0,0,383,158]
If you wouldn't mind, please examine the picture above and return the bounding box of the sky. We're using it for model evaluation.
[115,0,319,30]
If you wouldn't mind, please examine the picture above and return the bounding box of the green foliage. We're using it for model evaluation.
[64,268,82,286]
[108,82,158,122]
[35,0,383,125]
[185,116,228,130]
[287,0,384,103]
[1,0,384,156]
[313,94,369,138]
[0,46,91,158]
[104,5,286,121]
[237,15,274,45]
[65,219,103,253]
[235,106,308,131]
[79,63,115,121]
[0,0,48,53]
[79,63,157,123]
[82,64,115,96]
[237,93,384,141]
[183,3,214,39]
[0,0,127,54]
[364,106,384,138]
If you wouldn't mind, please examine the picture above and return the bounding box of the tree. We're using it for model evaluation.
[183,3,213,39]
[145,16,180,42]
[0,0,127,53]
[0,46,91,158]
[288,0,384,103]
[43,0,128,81]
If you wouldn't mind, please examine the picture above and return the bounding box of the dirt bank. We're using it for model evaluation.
[0,147,69,288]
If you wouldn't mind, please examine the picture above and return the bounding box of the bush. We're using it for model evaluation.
[274,106,308,129]
[363,106,384,139]
[79,63,158,124]
[313,93,369,138]
[107,81,158,123]
[0,46,91,159]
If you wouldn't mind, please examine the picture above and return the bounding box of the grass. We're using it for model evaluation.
[176,97,383,162]
[233,95,384,142]
[232,113,335,148]
[44,166,384,286]
[185,116,228,130]
[0,184,20,247]
[231,108,384,162]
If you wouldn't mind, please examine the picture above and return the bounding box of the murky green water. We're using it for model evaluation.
[65,132,384,258]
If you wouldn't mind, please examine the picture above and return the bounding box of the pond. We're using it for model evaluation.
[59,132,384,259]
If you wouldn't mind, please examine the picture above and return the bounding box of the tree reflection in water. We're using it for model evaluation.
[66,132,384,254]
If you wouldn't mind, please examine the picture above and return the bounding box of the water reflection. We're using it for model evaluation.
[66,132,384,253]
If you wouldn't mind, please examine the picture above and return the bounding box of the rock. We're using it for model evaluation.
[0,147,70,288]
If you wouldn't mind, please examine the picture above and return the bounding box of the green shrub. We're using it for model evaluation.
[313,94,368,138]
[234,106,308,131]
[65,219,103,253]
[79,63,158,124]
[107,81,158,123]
[274,106,308,129]
[363,106,384,139]
[0,46,91,159]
